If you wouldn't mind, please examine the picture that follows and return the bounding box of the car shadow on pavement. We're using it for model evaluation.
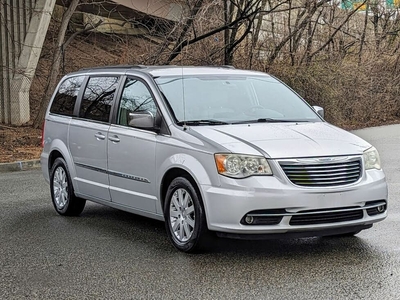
[70,203,381,258]
[8,201,383,262]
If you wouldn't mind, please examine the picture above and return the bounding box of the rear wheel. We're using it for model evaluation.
[164,177,209,253]
[50,157,86,216]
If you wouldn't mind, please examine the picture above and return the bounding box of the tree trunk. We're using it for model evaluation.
[225,0,243,65]
[371,3,380,52]
[358,2,369,66]
[224,0,231,65]
[32,0,79,129]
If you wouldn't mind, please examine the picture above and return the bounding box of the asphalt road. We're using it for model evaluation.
[1,125,399,299]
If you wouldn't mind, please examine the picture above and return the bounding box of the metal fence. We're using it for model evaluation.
[0,0,35,124]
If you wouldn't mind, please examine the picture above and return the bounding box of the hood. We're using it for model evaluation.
[188,122,370,158]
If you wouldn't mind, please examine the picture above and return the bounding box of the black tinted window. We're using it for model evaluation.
[50,76,85,116]
[79,76,119,122]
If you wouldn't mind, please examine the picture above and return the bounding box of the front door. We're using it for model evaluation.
[107,77,158,212]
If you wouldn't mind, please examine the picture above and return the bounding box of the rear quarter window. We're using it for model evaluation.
[50,76,85,116]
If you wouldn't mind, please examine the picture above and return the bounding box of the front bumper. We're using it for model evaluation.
[216,224,373,240]
[202,169,388,235]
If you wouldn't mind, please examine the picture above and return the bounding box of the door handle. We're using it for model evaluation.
[94,132,106,140]
[108,135,120,143]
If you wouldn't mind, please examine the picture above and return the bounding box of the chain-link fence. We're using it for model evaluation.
[0,0,36,125]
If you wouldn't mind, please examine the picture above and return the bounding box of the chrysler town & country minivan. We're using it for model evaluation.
[41,66,388,252]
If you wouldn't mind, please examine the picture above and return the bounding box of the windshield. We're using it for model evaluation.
[155,75,321,124]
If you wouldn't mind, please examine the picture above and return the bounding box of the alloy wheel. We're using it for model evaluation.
[53,166,69,209]
[169,188,195,242]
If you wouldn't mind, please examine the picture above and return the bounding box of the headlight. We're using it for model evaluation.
[363,147,381,170]
[214,154,272,178]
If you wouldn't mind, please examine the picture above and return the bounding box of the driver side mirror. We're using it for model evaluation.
[128,111,155,129]
[313,106,324,119]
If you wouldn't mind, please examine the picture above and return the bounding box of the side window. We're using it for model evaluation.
[50,76,85,116]
[117,78,157,126]
[79,76,119,122]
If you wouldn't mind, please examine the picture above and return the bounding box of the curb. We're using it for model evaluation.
[0,159,41,173]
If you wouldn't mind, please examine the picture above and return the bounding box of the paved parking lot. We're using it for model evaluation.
[1,125,399,299]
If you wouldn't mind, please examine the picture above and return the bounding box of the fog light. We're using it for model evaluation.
[377,205,385,213]
[245,215,254,224]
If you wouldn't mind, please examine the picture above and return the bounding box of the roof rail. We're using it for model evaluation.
[79,64,235,71]
[80,65,146,71]
[220,65,235,69]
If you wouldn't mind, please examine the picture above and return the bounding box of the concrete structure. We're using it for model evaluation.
[1,0,55,125]
[71,0,183,37]
[0,0,182,125]
[113,0,184,21]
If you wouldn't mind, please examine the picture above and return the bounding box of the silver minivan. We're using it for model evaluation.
[41,66,388,252]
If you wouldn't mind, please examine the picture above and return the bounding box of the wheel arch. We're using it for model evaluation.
[157,153,216,217]
[160,167,212,224]
[160,168,203,213]
[48,139,77,190]
[160,163,215,252]
[48,150,64,171]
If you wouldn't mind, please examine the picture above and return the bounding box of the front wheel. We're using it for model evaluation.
[50,157,86,216]
[164,177,208,253]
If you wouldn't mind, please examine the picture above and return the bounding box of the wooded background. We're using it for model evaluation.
[3,0,400,128]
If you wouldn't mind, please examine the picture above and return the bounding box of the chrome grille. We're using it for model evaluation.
[279,157,362,187]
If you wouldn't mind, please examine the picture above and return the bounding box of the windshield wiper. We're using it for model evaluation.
[176,119,230,126]
[232,118,309,124]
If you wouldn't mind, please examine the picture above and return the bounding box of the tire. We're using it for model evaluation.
[50,157,86,216]
[164,177,209,253]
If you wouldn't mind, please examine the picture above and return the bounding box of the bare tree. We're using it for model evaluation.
[32,0,104,128]
[33,0,80,129]
[265,0,331,68]
[158,0,286,64]
[306,1,367,62]
[358,0,369,65]
[25,0,400,130]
